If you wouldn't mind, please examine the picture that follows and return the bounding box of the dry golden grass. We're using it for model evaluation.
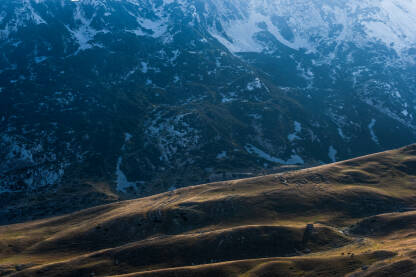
[2,144,416,276]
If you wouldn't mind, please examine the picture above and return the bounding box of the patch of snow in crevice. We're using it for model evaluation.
[173,75,180,83]
[23,0,46,25]
[124,132,133,142]
[338,128,348,140]
[221,92,237,103]
[170,49,180,65]
[126,7,170,41]
[245,144,304,165]
[115,132,139,194]
[141,62,148,73]
[288,121,302,142]
[328,145,337,163]
[296,62,314,84]
[368,119,380,145]
[249,113,262,120]
[34,56,47,64]
[139,18,168,38]
[65,5,98,53]
[115,157,138,193]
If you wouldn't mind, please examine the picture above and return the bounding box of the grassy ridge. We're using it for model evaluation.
[1,144,416,276]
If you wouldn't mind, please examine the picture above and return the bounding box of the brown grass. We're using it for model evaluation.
[2,144,416,276]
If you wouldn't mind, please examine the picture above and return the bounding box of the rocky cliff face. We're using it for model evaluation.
[1,0,415,222]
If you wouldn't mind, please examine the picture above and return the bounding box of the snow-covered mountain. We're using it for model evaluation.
[209,0,416,56]
[1,0,415,223]
[3,0,416,56]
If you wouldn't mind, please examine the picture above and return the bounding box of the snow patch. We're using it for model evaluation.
[368,119,380,144]
[216,151,227,159]
[207,0,416,60]
[34,56,47,64]
[328,146,337,163]
[247,77,262,91]
[141,62,148,73]
[338,128,347,140]
[65,5,98,53]
[145,111,200,162]
[115,132,138,193]
[173,75,180,83]
[288,121,302,142]
[245,144,304,165]
[115,157,138,193]
[0,135,67,193]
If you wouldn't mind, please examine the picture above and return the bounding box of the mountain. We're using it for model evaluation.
[1,144,416,276]
[1,0,416,222]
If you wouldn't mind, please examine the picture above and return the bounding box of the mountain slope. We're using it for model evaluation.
[1,144,416,276]
[1,0,416,223]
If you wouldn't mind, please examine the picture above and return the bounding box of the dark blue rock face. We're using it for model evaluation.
[0,0,415,223]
